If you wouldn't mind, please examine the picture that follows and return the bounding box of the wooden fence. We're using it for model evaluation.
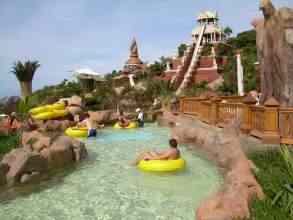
[179,96,291,145]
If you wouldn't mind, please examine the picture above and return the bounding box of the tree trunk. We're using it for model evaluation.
[19,81,32,98]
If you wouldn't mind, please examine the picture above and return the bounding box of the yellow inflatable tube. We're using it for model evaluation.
[138,158,185,172]
[113,122,137,129]
[65,127,88,138]
[29,105,50,115]
[32,110,68,120]
[46,103,65,111]
[29,102,65,115]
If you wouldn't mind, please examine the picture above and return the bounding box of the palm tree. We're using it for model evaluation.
[11,60,40,98]
[224,26,233,38]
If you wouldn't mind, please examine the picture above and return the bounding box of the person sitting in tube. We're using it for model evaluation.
[77,113,97,137]
[131,139,180,166]
[118,110,130,128]
[136,108,144,128]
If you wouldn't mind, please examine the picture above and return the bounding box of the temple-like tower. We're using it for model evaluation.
[123,38,144,74]
[192,11,225,45]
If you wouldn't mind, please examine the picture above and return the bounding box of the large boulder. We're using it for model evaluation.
[89,110,118,124]
[67,95,83,116]
[40,135,87,170]
[0,163,9,186]
[2,148,48,186]
[22,130,51,152]
[39,120,75,132]
[20,171,41,184]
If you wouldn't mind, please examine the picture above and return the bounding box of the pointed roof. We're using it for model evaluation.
[126,37,143,65]
[197,11,218,21]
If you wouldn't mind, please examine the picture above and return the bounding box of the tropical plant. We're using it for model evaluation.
[16,96,33,119]
[183,81,209,96]
[271,146,293,216]
[223,26,233,38]
[0,133,20,155]
[178,43,187,57]
[249,149,293,219]
[216,29,257,95]
[11,60,40,98]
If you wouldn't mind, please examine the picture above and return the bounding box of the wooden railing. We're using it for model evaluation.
[179,96,293,145]
[250,106,265,138]
[218,103,243,127]
[279,108,293,144]
[200,101,212,124]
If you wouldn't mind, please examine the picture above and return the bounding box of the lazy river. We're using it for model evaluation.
[0,124,222,220]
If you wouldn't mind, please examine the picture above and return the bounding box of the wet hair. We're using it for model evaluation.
[79,112,90,121]
[63,100,69,107]
[169,139,178,148]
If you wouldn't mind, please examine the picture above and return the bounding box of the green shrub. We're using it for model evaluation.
[248,149,293,219]
[183,81,209,96]
[17,97,34,119]
[0,133,20,155]
[217,29,258,95]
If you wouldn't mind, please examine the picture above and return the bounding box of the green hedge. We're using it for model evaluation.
[0,133,20,155]
[248,149,293,220]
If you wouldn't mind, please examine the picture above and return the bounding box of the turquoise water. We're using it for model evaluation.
[0,124,222,220]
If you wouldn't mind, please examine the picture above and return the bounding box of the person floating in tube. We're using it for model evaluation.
[136,108,144,128]
[77,113,97,137]
[118,110,130,128]
[131,139,180,166]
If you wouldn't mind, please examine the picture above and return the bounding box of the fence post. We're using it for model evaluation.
[179,97,185,113]
[241,95,257,133]
[198,97,207,121]
[210,96,221,125]
[262,97,280,144]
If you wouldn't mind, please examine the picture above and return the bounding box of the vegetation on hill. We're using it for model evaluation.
[178,43,188,57]
[217,29,258,95]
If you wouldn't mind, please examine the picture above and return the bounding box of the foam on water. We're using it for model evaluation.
[0,124,222,220]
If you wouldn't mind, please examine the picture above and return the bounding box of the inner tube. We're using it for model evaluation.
[29,105,50,115]
[138,158,185,172]
[65,127,88,138]
[32,110,68,120]
[32,111,55,120]
[29,103,65,115]
[46,103,65,111]
[113,122,137,129]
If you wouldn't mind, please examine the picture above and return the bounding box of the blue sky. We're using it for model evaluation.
[0,0,292,97]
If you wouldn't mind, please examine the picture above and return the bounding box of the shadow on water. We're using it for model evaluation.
[0,150,99,204]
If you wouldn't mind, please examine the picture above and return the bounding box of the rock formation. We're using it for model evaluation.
[0,131,87,187]
[88,110,119,124]
[254,0,293,106]
[157,111,264,220]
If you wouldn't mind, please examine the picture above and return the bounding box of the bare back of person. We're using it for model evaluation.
[131,139,180,166]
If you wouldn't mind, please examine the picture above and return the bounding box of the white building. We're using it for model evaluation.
[192,11,226,45]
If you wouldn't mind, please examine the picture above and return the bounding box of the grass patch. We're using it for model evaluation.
[248,149,293,220]
[0,133,20,156]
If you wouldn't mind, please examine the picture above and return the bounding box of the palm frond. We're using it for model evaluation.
[11,60,40,82]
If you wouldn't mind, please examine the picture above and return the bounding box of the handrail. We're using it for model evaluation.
[176,24,206,95]
[171,45,195,86]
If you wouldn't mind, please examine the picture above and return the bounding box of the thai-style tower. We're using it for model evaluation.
[123,38,144,74]
[113,38,145,88]
[162,11,227,95]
